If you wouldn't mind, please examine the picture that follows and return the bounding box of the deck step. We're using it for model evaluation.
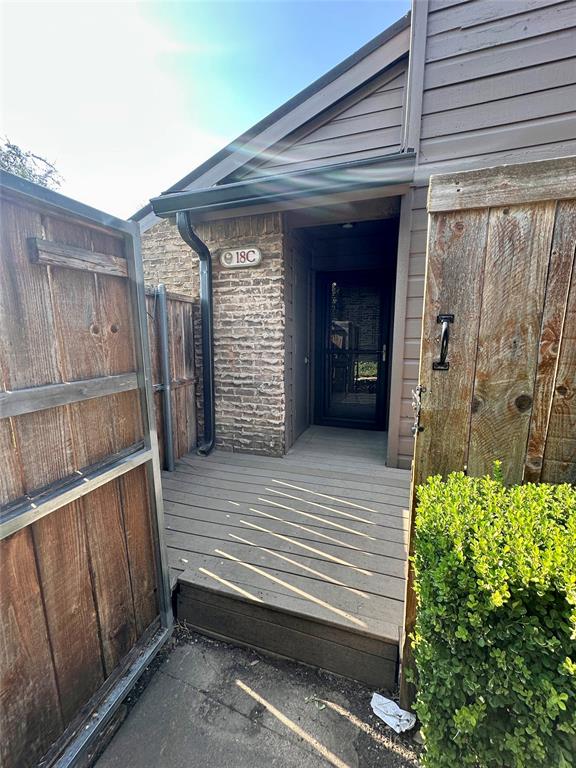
[176,564,400,690]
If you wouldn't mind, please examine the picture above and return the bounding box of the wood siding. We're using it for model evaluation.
[419,0,576,171]
[236,60,408,179]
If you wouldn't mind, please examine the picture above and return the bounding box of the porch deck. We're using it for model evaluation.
[162,426,411,688]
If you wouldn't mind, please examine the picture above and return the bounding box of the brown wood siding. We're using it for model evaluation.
[238,61,408,179]
[396,186,428,467]
[419,0,576,171]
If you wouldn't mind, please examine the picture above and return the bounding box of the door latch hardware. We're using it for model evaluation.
[411,384,426,436]
[433,314,454,371]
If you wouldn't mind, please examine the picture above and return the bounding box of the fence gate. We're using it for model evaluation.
[400,156,576,706]
[0,172,171,767]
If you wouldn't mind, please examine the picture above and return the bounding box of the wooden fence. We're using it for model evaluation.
[146,289,197,467]
[401,155,576,707]
[0,172,171,768]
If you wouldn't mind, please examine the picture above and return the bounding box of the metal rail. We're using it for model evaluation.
[156,284,175,471]
[0,448,153,541]
[0,372,138,418]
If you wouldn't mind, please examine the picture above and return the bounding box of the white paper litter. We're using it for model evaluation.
[370,693,416,734]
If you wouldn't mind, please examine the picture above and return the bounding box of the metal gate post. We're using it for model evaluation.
[157,284,175,472]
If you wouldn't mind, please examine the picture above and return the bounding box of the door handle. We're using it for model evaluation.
[381,344,387,362]
[433,314,454,370]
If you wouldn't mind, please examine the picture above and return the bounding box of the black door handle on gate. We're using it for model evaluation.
[433,314,454,370]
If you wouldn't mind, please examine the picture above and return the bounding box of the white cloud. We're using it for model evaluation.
[0,1,227,217]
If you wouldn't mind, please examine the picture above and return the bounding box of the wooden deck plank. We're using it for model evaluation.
[165,508,407,557]
[163,495,408,537]
[176,555,402,643]
[179,453,411,488]
[166,426,409,683]
[174,461,410,496]
[162,476,409,514]
[198,449,410,479]
[169,543,404,626]
[165,516,407,582]
[163,488,408,526]
[167,521,405,581]
[162,490,409,535]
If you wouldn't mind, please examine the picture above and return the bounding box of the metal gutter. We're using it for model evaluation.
[150,152,416,218]
[176,211,216,455]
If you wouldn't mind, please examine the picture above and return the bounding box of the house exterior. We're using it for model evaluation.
[135,0,576,469]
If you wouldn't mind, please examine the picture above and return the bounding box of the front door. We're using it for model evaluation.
[315,269,390,429]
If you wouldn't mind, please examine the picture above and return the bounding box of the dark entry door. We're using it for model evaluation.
[315,270,390,429]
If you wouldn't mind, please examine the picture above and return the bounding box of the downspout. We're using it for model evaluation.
[176,211,216,455]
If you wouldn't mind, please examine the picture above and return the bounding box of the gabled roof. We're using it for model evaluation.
[134,12,411,226]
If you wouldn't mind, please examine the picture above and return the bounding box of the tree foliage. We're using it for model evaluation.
[0,138,62,189]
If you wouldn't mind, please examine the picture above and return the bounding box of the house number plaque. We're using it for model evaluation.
[220,247,262,268]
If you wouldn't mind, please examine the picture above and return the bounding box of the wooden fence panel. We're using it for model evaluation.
[467,201,556,482]
[542,246,576,482]
[0,173,170,768]
[145,290,197,466]
[401,156,576,708]
[31,500,104,724]
[0,528,63,765]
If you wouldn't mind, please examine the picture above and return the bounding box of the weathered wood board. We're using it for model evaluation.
[0,178,165,768]
[401,156,576,708]
[145,291,197,465]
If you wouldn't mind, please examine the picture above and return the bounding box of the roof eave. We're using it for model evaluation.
[150,152,416,218]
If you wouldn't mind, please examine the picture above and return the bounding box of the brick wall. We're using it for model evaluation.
[141,213,286,456]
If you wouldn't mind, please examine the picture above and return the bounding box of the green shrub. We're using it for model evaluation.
[412,472,576,768]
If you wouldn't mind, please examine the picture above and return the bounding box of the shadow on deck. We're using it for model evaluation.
[162,426,410,689]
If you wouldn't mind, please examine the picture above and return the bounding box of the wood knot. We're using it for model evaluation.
[110,323,120,334]
[515,394,532,412]
[90,323,100,335]
[471,397,481,414]
[556,385,568,397]
[454,221,464,233]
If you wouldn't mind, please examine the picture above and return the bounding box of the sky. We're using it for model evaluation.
[0,0,410,218]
